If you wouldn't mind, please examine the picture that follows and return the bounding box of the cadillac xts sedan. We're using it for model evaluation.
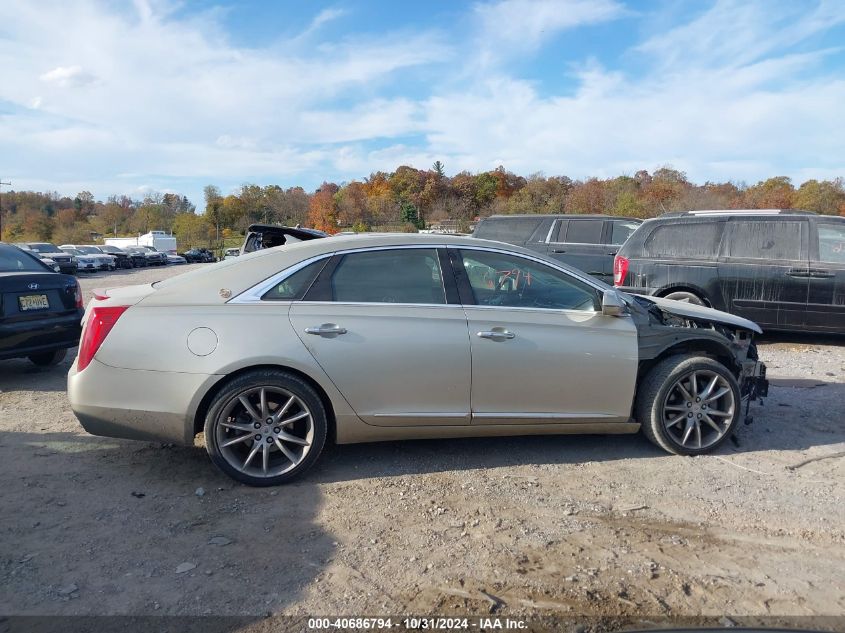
[69,234,768,486]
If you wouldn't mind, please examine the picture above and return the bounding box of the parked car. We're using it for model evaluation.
[17,242,78,274]
[1,243,83,366]
[60,245,116,271]
[105,245,147,268]
[241,224,328,254]
[124,245,167,266]
[98,244,135,269]
[181,248,215,263]
[614,210,845,333]
[223,248,240,260]
[472,214,642,284]
[166,254,188,265]
[69,233,767,486]
[39,257,62,273]
[58,248,100,273]
[15,245,61,272]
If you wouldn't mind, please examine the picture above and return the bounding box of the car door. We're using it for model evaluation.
[288,247,472,426]
[451,247,638,425]
[546,218,609,281]
[718,218,809,329]
[806,220,845,332]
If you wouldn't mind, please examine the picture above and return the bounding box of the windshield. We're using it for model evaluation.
[77,246,102,254]
[0,245,49,272]
[100,246,123,253]
[61,248,84,256]
[28,243,60,254]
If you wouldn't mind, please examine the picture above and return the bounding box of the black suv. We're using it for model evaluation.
[614,210,845,333]
[472,214,641,283]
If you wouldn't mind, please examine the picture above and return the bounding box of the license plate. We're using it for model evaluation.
[19,294,49,311]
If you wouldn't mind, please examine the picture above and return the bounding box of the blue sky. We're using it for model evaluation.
[0,0,844,209]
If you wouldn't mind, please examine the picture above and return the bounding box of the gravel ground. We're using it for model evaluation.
[0,265,843,627]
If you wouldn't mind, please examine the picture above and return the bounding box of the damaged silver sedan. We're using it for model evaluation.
[68,234,767,486]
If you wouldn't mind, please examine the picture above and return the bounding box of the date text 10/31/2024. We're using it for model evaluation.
[307,617,528,630]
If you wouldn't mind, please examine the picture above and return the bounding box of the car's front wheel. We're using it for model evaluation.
[636,355,740,455]
[204,370,328,486]
[28,349,67,367]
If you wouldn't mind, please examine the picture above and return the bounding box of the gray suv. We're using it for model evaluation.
[472,214,642,284]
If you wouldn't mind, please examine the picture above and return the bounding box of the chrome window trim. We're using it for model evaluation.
[229,242,613,309]
[228,254,334,304]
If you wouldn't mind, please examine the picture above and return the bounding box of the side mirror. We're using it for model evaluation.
[602,290,626,317]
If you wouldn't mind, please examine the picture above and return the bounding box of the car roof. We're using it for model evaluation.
[660,208,817,218]
[145,232,596,306]
[482,214,641,221]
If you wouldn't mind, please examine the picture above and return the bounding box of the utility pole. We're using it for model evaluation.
[0,180,10,241]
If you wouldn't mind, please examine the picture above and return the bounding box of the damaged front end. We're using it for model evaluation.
[626,293,769,420]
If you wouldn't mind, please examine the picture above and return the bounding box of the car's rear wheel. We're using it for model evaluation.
[636,355,740,455]
[204,370,327,486]
[28,349,67,367]
[662,290,706,306]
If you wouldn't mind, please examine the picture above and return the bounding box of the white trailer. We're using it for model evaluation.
[105,231,178,254]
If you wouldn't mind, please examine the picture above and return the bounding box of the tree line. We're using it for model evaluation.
[2,164,844,250]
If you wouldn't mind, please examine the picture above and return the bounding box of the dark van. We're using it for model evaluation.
[614,210,845,333]
[472,214,642,283]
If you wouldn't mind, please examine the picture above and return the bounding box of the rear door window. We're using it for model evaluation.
[724,220,806,260]
[565,220,603,244]
[326,249,446,304]
[644,222,722,258]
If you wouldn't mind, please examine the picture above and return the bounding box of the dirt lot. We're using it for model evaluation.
[1,265,843,626]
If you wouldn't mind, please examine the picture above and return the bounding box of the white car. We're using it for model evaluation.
[68,234,769,486]
[60,245,116,271]
[59,248,99,272]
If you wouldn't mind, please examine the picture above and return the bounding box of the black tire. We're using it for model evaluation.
[636,354,741,455]
[662,290,706,306]
[28,348,67,367]
[204,370,328,486]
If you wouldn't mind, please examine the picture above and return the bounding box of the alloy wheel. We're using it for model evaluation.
[661,369,736,449]
[215,386,314,478]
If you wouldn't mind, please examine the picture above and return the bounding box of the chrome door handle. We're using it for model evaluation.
[477,330,515,340]
[304,324,347,335]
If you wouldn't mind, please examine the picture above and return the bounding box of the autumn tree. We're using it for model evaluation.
[307,182,339,233]
[744,176,795,209]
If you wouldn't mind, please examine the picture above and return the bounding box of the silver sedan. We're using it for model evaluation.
[68,233,768,486]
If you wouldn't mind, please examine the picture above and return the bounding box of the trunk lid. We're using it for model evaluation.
[0,272,78,321]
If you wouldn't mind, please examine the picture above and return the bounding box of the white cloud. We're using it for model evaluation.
[39,65,97,88]
[473,0,624,65]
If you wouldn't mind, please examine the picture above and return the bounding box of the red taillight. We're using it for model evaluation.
[77,306,129,371]
[613,255,629,286]
[73,281,83,308]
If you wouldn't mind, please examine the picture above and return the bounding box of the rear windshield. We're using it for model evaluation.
[644,222,722,258]
[0,245,49,272]
[473,217,544,242]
